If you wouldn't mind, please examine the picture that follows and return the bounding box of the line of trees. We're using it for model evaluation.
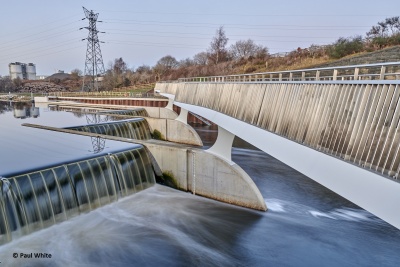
[0,76,21,93]
[2,16,400,92]
[100,16,400,90]
[100,26,269,90]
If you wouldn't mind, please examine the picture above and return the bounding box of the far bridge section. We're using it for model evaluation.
[156,62,400,229]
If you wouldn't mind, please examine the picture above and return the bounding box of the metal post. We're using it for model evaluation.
[380,66,386,80]
[354,67,359,80]
[333,69,338,80]
[192,151,196,195]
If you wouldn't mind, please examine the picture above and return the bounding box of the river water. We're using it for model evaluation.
[0,104,400,266]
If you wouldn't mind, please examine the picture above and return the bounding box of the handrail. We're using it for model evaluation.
[172,61,400,82]
[47,91,165,99]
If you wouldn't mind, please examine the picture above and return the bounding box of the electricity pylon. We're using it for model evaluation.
[81,7,105,92]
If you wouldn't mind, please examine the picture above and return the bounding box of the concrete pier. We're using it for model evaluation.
[22,123,267,211]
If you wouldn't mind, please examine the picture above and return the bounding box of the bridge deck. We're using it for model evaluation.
[156,80,400,229]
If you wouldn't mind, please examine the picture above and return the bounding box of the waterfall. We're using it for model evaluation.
[99,108,149,117]
[66,118,152,140]
[0,146,155,245]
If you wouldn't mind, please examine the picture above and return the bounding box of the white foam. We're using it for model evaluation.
[309,210,337,219]
[330,208,372,222]
[265,199,285,212]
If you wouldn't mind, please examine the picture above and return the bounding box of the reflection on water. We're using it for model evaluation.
[90,136,106,154]
[0,101,13,114]
[85,113,110,124]
[0,101,39,119]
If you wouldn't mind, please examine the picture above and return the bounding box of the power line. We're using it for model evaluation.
[105,32,337,44]
[102,28,338,39]
[0,39,82,63]
[0,29,80,53]
[106,40,205,49]
[103,19,371,30]
[96,9,396,18]
[0,19,82,48]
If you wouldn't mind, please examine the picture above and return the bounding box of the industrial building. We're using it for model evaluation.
[8,62,36,80]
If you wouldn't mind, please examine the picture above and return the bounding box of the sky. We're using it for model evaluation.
[0,0,399,76]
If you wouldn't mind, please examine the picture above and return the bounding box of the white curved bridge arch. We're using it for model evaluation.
[158,76,400,230]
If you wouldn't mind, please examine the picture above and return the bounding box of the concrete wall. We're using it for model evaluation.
[145,117,203,146]
[142,107,178,119]
[23,123,265,212]
[144,142,267,211]
[34,96,48,102]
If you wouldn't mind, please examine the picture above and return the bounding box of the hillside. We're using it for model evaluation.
[311,46,400,68]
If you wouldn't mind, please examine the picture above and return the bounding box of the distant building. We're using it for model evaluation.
[8,62,36,80]
[36,75,48,80]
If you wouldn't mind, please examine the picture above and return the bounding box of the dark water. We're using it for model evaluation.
[1,104,400,266]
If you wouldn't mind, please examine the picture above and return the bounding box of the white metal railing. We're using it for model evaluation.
[48,91,164,99]
[158,81,400,180]
[174,62,400,83]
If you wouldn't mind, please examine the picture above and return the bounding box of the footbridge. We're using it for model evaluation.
[156,62,400,229]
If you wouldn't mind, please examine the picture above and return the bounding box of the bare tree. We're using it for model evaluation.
[153,55,179,81]
[13,77,23,88]
[70,68,82,80]
[136,65,151,74]
[157,55,179,69]
[229,39,268,60]
[208,26,229,64]
[385,16,400,35]
[101,57,128,90]
[113,57,128,75]
[366,17,400,39]
[0,76,15,92]
[179,58,195,68]
[193,52,209,65]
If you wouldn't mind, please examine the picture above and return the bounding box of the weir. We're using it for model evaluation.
[1,96,269,246]
[0,104,160,245]
[66,118,153,140]
[22,120,266,212]
[0,146,155,245]
[98,108,149,117]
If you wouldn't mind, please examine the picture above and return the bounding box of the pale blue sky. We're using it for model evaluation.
[0,0,399,75]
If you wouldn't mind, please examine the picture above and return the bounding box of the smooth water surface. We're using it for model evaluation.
[0,102,138,177]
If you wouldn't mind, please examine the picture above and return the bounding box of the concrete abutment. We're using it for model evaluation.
[145,142,267,211]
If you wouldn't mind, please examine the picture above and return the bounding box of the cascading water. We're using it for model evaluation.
[0,146,156,245]
[66,118,152,140]
[99,108,149,117]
